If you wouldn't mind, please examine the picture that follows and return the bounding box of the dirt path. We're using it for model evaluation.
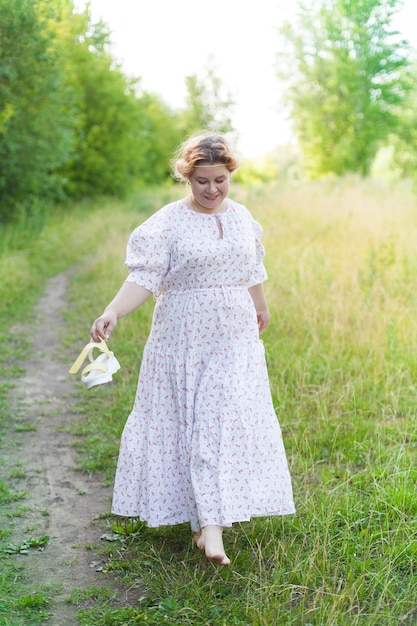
[1,272,118,625]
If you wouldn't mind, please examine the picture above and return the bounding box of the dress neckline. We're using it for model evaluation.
[180,199,230,216]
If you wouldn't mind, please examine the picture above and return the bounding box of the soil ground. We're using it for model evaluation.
[1,272,130,625]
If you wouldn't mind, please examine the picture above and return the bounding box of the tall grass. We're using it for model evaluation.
[64,177,417,624]
[2,178,417,624]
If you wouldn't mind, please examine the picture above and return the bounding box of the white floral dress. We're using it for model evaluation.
[111,199,295,531]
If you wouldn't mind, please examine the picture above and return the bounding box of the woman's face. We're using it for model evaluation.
[188,164,230,212]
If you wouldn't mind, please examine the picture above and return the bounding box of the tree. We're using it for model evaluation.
[0,0,182,212]
[180,57,235,137]
[1,0,221,217]
[390,59,417,179]
[47,0,181,196]
[0,0,78,217]
[41,0,138,196]
[278,0,411,177]
[130,92,183,186]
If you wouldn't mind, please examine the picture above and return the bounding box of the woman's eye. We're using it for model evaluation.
[195,178,225,184]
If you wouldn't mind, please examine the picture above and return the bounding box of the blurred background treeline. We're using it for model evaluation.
[0,0,416,224]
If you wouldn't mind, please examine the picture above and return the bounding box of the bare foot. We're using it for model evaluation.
[195,525,230,566]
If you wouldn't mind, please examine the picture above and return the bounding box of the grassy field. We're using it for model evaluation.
[1,178,417,624]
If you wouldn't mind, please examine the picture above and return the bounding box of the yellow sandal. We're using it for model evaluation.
[69,339,120,390]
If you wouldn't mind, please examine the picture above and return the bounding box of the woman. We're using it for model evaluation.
[90,131,295,565]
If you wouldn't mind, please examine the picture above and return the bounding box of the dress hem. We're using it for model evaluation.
[110,507,296,531]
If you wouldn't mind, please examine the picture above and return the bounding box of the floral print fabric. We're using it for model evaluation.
[111,200,295,531]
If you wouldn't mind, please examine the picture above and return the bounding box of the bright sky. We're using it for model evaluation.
[75,0,417,158]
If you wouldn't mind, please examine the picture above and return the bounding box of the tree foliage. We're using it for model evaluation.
[0,2,239,221]
[278,0,411,177]
[0,0,77,215]
[0,0,182,220]
[47,1,181,197]
[390,60,417,178]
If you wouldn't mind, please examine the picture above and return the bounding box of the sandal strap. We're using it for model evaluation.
[81,361,109,376]
[69,339,112,374]
[87,347,113,364]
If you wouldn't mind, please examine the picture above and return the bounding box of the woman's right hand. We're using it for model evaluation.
[90,310,117,342]
[89,282,152,342]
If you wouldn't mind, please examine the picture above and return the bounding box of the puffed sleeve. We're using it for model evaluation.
[124,209,173,294]
[248,218,268,285]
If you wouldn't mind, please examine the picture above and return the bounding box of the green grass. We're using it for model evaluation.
[2,178,417,623]
[0,481,51,625]
[0,187,176,625]
[65,177,417,625]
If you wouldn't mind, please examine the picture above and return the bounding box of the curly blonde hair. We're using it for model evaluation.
[171,131,240,182]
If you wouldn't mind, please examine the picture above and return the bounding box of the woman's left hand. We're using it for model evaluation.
[256,309,270,333]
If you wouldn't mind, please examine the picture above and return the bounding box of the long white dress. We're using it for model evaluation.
[111,199,295,531]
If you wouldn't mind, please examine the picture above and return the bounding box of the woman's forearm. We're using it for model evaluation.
[248,283,270,333]
[91,282,152,341]
[248,283,268,312]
